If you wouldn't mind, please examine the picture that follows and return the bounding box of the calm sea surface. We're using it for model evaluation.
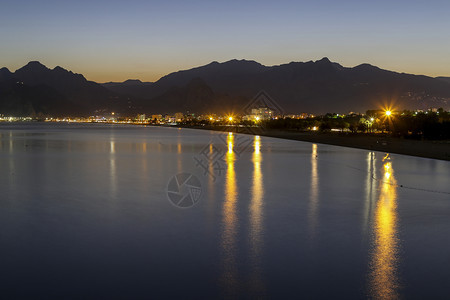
[0,123,449,299]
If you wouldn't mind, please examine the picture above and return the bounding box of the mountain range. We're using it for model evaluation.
[1,58,450,117]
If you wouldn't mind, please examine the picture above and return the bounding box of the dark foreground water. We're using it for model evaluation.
[0,123,449,299]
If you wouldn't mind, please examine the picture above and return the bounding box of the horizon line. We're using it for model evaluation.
[3,57,450,83]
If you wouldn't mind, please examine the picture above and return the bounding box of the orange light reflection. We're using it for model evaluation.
[369,159,400,299]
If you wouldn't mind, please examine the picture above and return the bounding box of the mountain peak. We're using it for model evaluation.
[26,61,47,68]
[315,57,331,64]
[0,67,12,75]
[0,67,13,81]
[17,61,49,73]
[53,66,68,72]
[354,63,380,71]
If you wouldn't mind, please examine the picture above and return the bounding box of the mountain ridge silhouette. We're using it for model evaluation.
[1,58,450,116]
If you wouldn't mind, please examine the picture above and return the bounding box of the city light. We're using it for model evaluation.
[228,116,233,122]
[385,110,392,117]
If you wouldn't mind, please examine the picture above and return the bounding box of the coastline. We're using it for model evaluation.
[1,121,449,161]
[182,125,450,161]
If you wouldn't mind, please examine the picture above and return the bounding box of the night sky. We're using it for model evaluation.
[1,0,449,82]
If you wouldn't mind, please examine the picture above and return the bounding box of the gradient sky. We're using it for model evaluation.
[1,0,450,82]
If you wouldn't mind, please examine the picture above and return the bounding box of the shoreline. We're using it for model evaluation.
[1,122,449,161]
[182,125,450,161]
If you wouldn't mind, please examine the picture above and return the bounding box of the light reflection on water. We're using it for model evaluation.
[308,143,319,237]
[1,124,449,299]
[249,136,265,295]
[206,143,216,227]
[109,140,117,199]
[369,155,400,299]
[220,133,238,296]
[177,138,183,173]
[363,152,377,236]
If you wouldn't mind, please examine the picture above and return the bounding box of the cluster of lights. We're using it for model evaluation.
[0,116,33,122]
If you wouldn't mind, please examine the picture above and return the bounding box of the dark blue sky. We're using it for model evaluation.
[1,0,449,81]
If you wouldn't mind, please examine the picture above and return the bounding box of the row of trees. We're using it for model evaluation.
[382,110,450,140]
[184,109,450,140]
[261,109,449,140]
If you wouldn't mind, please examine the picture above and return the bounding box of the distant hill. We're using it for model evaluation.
[2,59,450,117]
[0,62,130,116]
[102,79,154,99]
[437,77,450,84]
[104,58,450,114]
[0,67,13,81]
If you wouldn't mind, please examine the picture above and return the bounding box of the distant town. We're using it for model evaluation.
[1,106,449,140]
[1,107,309,124]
